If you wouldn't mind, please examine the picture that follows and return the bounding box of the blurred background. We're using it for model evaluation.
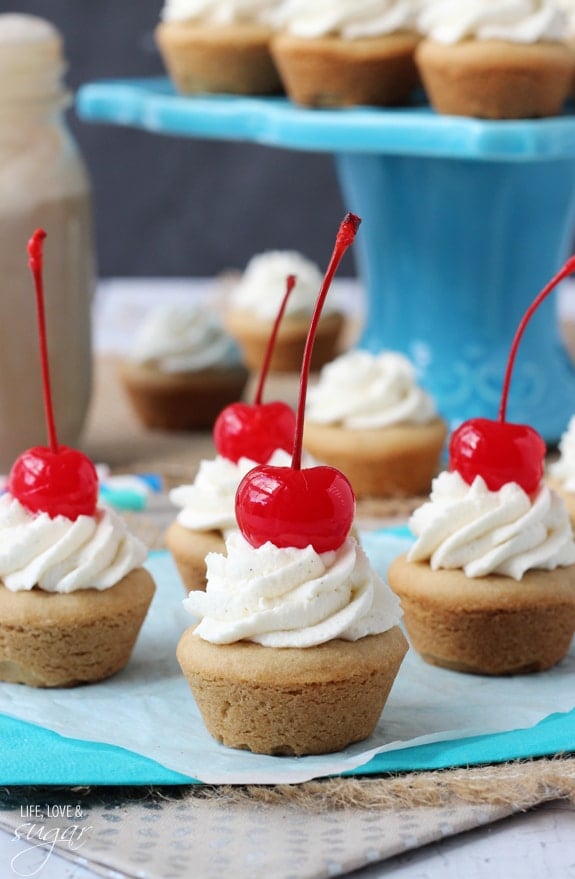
[13,0,349,279]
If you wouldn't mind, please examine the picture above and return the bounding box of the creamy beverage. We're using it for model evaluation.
[0,15,95,472]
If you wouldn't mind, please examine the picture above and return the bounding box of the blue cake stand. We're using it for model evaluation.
[77,78,575,441]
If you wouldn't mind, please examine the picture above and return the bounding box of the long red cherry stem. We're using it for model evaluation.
[28,229,59,454]
[291,213,361,470]
[498,255,575,423]
[253,274,296,406]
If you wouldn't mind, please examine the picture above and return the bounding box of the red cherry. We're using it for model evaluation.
[214,275,297,463]
[8,230,98,520]
[9,446,99,520]
[448,255,575,494]
[236,464,354,553]
[235,213,360,553]
[449,418,546,494]
[213,401,295,464]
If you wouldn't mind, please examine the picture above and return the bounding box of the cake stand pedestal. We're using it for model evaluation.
[77,79,575,440]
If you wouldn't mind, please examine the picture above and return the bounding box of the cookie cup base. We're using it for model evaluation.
[166,520,226,592]
[0,568,156,688]
[302,418,447,499]
[225,309,345,373]
[416,38,575,119]
[177,625,408,755]
[119,360,248,431]
[271,32,420,108]
[156,22,282,96]
[388,554,575,675]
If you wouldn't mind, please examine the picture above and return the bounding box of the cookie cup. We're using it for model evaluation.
[155,22,281,95]
[166,520,226,592]
[271,31,420,107]
[177,625,408,755]
[225,308,345,373]
[0,568,156,688]
[416,38,575,119]
[119,360,249,431]
[302,417,447,499]
[388,554,575,675]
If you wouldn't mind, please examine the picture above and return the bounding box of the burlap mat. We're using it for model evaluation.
[217,756,575,811]
[4,757,574,810]
[78,354,575,815]
[0,761,573,879]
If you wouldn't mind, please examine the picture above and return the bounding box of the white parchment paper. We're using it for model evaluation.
[0,533,573,785]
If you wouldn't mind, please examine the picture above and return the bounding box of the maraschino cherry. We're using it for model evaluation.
[213,275,297,464]
[235,213,360,554]
[449,255,575,495]
[7,229,98,520]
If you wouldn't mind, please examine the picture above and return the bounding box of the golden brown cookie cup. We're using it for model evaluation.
[302,417,447,499]
[271,31,420,107]
[225,308,345,373]
[119,360,249,432]
[388,553,575,675]
[166,520,226,593]
[177,625,408,755]
[0,568,155,688]
[416,38,575,119]
[155,21,282,95]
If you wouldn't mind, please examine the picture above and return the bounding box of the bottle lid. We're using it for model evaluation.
[0,14,67,103]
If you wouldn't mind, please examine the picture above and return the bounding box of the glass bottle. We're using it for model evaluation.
[0,13,95,472]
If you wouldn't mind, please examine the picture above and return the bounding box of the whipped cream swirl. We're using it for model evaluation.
[418,0,567,45]
[128,303,241,374]
[269,0,419,39]
[0,495,148,593]
[170,454,266,533]
[230,250,331,320]
[183,532,402,646]
[170,449,303,533]
[408,470,575,580]
[161,0,273,25]
[306,350,437,429]
[549,415,575,491]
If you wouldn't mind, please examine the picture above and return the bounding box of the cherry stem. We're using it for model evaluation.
[498,254,575,423]
[253,274,296,406]
[28,229,59,454]
[291,213,361,470]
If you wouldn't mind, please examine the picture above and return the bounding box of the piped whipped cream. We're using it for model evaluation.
[128,303,241,373]
[230,250,332,320]
[418,0,567,45]
[268,0,419,39]
[549,415,575,491]
[170,449,305,533]
[161,0,273,25]
[183,532,402,646]
[306,349,437,429]
[0,494,147,593]
[408,470,575,580]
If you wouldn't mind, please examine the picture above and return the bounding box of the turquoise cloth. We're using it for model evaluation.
[1,706,573,786]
